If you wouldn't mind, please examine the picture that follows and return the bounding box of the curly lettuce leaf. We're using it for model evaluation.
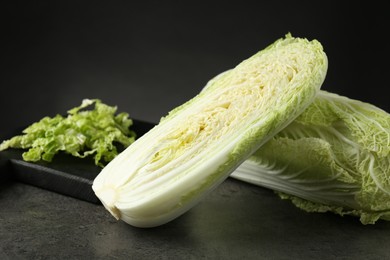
[0,99,136,167]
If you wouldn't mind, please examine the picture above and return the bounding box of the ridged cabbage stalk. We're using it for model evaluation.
[92,34,328,227]
[231,90,390,224]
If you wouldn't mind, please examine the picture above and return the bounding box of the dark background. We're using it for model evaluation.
[1,1,388,136]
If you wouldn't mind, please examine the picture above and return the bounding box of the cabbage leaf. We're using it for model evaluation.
[231,90,390,224]
[0,99,136,167]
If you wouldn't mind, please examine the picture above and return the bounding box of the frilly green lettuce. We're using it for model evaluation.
[0,99,136,167]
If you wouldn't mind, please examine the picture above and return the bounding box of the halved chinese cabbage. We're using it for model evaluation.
[92,34,328,227]
[231,90,390,224]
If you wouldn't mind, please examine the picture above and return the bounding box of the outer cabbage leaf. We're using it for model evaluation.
[231,90,390,224]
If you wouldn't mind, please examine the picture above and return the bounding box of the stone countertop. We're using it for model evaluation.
[1,177,389,259]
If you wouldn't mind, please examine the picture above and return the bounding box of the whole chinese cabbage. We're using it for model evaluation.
[92,34,328,227]
[231,90,390,224]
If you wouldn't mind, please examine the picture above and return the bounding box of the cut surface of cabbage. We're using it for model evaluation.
[92,34,328,227]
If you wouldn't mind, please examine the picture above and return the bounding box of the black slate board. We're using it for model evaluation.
[0,119,155,204]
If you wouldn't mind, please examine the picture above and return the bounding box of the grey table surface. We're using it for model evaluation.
[1,176,389,259]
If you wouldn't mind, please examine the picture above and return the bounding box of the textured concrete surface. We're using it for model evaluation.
[1,179,390,259]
